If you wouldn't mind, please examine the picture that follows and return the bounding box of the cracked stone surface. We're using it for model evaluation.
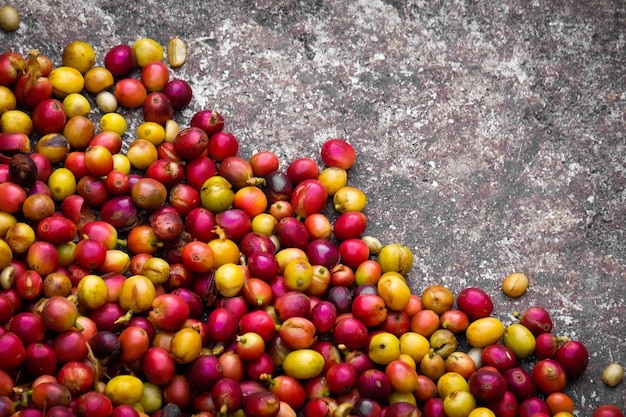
[2,0,625,412]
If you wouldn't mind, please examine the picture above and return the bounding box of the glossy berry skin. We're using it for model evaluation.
[555,340,589,378]
[291,179,328,219]
[338,238,370,270]
[593,405,625,417]
[321,138,356,170]
[208,131,239,162]
[287,157,319,185]
[456,287,494,320]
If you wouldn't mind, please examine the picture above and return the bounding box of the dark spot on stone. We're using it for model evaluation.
[380,0,406,18]
[297,32,316,60]
[244,0,325,29]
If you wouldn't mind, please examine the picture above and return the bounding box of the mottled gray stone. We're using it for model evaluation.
[2,0,624,412]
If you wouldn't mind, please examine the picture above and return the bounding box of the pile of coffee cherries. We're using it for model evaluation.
[0,37,624,417]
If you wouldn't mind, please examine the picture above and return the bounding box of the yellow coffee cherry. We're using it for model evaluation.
[318,167,347,196]
[112,154,132,174]
[84,66,114,93]
[49,66,85,98]
[48,168,77,202]
[502,272,529,298]
[133,38,164,67]
[63,93,91,118]
[100,112,127,136]
[62,40,96,74]
[333,186,367,213]
[126,139,158,171]
[0,86,16,115]
[0,109,32,134]
[136,121,165,146]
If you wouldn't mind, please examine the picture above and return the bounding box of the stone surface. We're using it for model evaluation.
[2,0,625,412]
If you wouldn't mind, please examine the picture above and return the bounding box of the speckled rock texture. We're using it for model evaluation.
[2,0,625,412]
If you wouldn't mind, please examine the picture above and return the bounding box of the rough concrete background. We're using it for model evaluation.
[2,0,625,413]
